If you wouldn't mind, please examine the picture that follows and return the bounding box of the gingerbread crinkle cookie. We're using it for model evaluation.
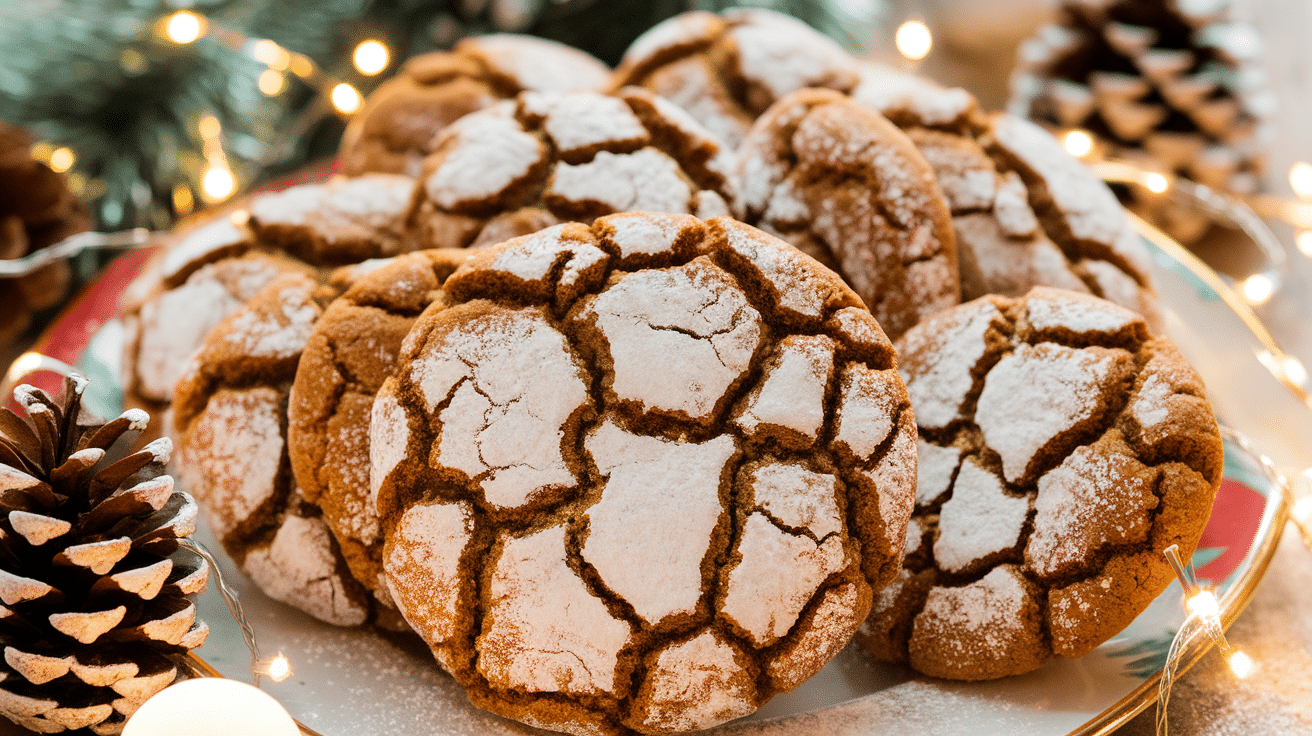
[372,213,918,735]
[857,286,1222,681]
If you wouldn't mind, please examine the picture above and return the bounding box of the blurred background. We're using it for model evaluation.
[1,0,1310,374]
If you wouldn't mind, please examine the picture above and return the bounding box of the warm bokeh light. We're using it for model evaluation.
[48,147,75,173]
[353,40,390,76]
[164,11,205,44]
[1063,129,1094,158]
[258,69,285,96]
[1144,172,1170,194]
[250,39,290,70]
[895,20,932,61]
[201,164,236,203]
[1227,650,1257,679]
[198,114,221,141]
[331,82,363,114]
[1297,229,1312,257]
[172,183,195,215]
[290,54,314,78]
[1240,273,1275,305]
[1290,161,1312,200]
[1283,355,1309,386]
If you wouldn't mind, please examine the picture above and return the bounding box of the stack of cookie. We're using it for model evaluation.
[118,12,1224,736]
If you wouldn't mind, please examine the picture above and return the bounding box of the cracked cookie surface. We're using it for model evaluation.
[857,286,1222,681]
[339,34,610,177]
[612,8,860,149]
[172,269,381,627]
[849,63,1161,330]
[733,88,959,340]
[287,249,469,620]
[372,213,917,735]
[405,88,737,254]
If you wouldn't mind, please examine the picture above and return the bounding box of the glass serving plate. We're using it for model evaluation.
[6,216,1306,736]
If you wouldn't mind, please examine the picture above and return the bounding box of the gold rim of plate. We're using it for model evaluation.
[1070,214,1297,736]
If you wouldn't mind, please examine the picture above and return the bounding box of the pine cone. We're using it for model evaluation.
[0,122,91,347]
[0,374,208,735]
[1010,0,1274,241]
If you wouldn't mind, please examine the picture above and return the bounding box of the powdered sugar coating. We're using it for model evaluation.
[374,214,916,733]
[725,9,858,109]
[1024,286,1141,335]
[900,301,1003,431]
[912,566,1044,676]
[833,365,902,463]
[407,89,736,252]
[178,387,282,542]
[915,439,962,507]
[582,422,735,627]
[732,88,958,340]
[249,175,413,243]
[988,114,1152,280]
[413,306,588,511]
[734,335,835,444]
[217,280,320,359]
[933,458,1030,574]
[368,385,409,507]
[850,62,977,128]
[748,462,843,540]
[478,525,632,696]
[863,288,1222,680]
[633,631,755,732]
[1026,446,1157,581]
[720,513,847,646]
[578,258,762,422]
[423,111,545,209]
[131,255,294,403]
[548,149,694,216]
[531,92,650,158]
[976,342,1131,483]
[243,515,368,626]
[384,501,474,646]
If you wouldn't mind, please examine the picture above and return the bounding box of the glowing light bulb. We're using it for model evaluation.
[253,653,292,683]
[48,147,75,173]
[1297,230,1312,257]
[1185,589,1220,620]
[164,11,205,44]
[201,164,236,203]
[1290,161,1312,200]
[1063,130,1094,158]
[1144,172,1169,194]
[1227,649,1257,679]
[353,40,390,76]
[1240,273,1275,305]
[258,69,285,96]
[1292,490,1312,528]
[332,83,363,114]
[896,20,932,61]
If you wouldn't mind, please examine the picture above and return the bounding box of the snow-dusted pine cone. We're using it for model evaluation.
[0,374,208,734]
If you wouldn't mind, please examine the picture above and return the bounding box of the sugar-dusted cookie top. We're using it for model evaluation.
[288,249,468,612]
[171,270,383,627]
[851,63,1160,329]
[405,88,737,252]
[372,213,916,735]
[339,34,610,177]
[612,8,860,149]
[733,88,958,340]
[119,175,419,421]
[858,286,1222,681]
[245,174,417,265]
